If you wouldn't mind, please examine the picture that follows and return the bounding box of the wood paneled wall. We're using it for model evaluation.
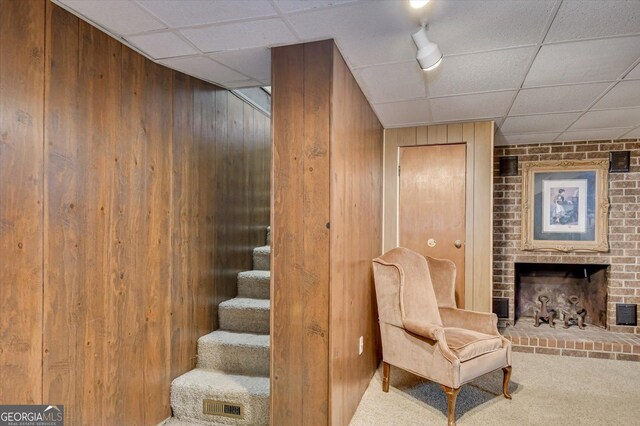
[329,46,383,426]
[383,122,494,312]
[0,0,45,405]
[271,40,383,426]
[0,2,270,424]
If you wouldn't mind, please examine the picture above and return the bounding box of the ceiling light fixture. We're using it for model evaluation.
[412,26,442,71]
[409,0,430,8]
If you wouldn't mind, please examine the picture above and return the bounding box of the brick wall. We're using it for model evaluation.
[493,139,640,334]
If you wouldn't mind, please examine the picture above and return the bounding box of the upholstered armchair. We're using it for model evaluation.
[372,247,512,426]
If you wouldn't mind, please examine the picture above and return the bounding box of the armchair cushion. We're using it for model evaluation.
[444,328,503,362]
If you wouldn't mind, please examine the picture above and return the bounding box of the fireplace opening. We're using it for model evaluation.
[515,263,609,329]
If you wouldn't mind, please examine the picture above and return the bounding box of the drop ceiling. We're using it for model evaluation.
[53,0,640,145]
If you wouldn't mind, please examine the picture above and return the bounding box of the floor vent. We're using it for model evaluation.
[203,399,244,419]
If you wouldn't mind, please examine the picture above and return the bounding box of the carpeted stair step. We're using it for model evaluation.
[197,330,269,376]
[237,270,270,300]
[252,246,270,271]
[171,368,269,426]
[161,418,207,426]
[219,298,270,334]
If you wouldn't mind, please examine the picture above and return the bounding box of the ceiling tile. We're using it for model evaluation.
[430,91,515,123]
[355,62,426,104]
[181,18,296,52]
[159,56,246,84]
[137,0,277,27]
[126,32,197,59]
[556,128,631,142]
[510,83,610,115]
[593,80,640,110]
[545,0,640,43]
[426,47,534,97]
[495,132,560,146]
[627,63,640,79]
[286,1,417,68]
[428,0,555,55]
[524,36,640,87]
[209,47,271,83]
[60,0,165,35]
[372,99,432,128]
[620,127,640,139]
[275,0,358,14]
[570,108,640,130]
[501,113,581,134]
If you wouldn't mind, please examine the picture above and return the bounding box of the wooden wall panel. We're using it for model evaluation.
[41,3,80,413]
[0,0,45,405]
[329,46,383,426]
[382,121,494,311]
[171,72,200,383]
[2,1,271,422]
[301,41,332,426]
[271,42,308,425]
[472,122,494,312]
[44,12,125,423]
[271,40,383,426]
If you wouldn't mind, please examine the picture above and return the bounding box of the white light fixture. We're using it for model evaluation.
[409,0,430,8]
[412,26,442,71]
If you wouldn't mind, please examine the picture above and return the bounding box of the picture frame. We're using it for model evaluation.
[521,160,609,252]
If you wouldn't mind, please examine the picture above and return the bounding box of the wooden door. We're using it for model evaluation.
[399,144,467,307]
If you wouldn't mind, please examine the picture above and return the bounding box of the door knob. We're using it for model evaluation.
[454,240,462,249]
[427,238,436,248]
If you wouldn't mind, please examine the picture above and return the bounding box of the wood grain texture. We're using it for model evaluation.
[302,41,332,425]
[2,1,270,421]
[427,124,447,145]
[329,45,383,426]
[271,40,383,426]
[382,129,402,251]
[0,0,45,405]
[399,144,467,307]
[271,42,306,425]
[382,122,494,311]
[462,122,476,307]
[472,121,494,312]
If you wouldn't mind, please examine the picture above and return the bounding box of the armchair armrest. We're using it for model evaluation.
[439,307,499,336]
[403,319,443,341]
[403,319,459,364]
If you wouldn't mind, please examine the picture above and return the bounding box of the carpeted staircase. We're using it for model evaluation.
[165,227,271,426]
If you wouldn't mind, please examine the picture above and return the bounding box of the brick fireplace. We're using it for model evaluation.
[515,262,609,328]
[493,138,640,360]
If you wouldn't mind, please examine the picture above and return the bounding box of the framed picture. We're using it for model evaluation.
[521,160,609,252]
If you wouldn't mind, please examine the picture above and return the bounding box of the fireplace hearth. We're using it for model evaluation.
[515,263,609,329]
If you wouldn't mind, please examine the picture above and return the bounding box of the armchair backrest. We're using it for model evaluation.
[372,247,442,328]
[425,256,457,308]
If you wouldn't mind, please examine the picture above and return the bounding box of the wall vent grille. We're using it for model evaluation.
[616,304,637,326]
[493,298,509,319]
[203,399,244,419]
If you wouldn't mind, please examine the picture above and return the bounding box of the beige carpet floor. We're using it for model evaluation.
[350,352,640,426]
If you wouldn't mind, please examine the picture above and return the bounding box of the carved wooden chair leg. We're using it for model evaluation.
[502,366,512,399]
[441,385,461,426]
[382,362,390,393]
